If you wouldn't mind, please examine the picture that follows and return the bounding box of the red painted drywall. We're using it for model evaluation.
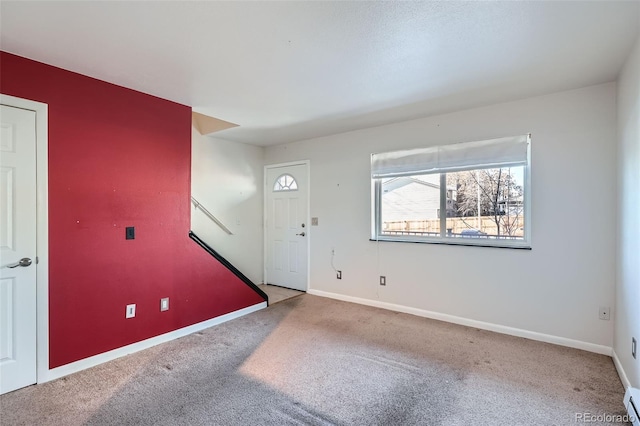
[0,52,265,368]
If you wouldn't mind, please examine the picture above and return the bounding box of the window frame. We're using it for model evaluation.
[273,173,299,192]
[371,138,532,249]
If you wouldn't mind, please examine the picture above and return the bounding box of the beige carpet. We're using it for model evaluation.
[0,295,628,425]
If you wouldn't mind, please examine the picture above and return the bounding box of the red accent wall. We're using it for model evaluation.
[0,52,264,368]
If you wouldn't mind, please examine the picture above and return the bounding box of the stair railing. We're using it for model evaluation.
[191,196,233,235]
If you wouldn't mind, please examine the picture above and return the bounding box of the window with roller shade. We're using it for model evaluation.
[371,135,531,248]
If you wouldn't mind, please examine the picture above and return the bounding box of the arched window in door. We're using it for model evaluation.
[273,174,298,191]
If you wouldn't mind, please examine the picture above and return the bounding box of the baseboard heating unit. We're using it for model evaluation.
[624,387,640,426]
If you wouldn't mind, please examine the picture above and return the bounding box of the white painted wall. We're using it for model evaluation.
[615,35,640,388]
[191,128,264,284]
[265,83,617,348]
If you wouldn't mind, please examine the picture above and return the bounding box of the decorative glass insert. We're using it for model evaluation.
[273,174,298,191]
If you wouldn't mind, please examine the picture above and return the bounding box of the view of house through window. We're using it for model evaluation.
[372,135,530,248]
[381,167,525,239]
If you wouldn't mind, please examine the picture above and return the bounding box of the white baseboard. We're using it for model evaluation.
[308,289,612,356]
[613,350,632,390]
[39,302,267,383]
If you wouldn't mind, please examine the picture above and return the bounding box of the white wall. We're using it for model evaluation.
[191,128,264,284]
[265,83,617,348]
[615,35,640,388]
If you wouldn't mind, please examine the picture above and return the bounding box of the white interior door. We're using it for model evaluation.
[0,104,38,394]
[265,163,308,291]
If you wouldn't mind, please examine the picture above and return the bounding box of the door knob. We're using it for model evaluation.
[7,258,32,268]
[296,232,306,237]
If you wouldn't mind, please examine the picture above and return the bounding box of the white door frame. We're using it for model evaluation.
[1,94,49,384]
[263,160,310,291]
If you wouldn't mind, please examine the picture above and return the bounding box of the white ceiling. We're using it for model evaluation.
[1,1,638,146]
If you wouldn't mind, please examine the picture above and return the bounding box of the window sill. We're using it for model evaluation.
[369,237,531,250]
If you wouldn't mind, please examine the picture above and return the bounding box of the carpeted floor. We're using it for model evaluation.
[0,295,628,425]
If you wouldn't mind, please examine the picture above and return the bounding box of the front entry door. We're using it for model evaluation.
[0,104,38,394]
[265,163,308,291]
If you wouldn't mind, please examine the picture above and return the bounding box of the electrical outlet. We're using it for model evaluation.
[380,276,386,286]
[160,297,169,312]
[337,270,342,279]
[633,337,637,359]
[599,306,610,320]
[126,304,136,318]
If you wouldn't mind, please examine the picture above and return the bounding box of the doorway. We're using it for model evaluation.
[0,94,48,394]
[264,162,309,292]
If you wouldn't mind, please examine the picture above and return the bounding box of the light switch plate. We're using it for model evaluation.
[126,304,136,318]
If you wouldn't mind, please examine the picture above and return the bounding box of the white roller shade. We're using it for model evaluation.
[371,134,530,178]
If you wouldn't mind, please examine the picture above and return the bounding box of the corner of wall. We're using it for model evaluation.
[615,33,640,389]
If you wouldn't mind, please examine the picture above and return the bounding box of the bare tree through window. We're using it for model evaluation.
[447,167,524,238]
